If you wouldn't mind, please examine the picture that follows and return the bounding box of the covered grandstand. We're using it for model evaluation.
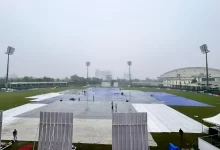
[132,81,163,87]
[159,67,220,90]
[7,82,68,89]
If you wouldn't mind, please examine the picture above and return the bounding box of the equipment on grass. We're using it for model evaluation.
[169,143,180,150]
[70,98,75,101]
[0,141,13,150]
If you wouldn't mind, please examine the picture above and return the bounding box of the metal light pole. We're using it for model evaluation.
[5,46,15,90]
[127,61,132,87]
[127,61,132,113]
[86,62,90,86]
[200,44,210,91]
[0,111,3,147]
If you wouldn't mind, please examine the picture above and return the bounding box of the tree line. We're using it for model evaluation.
[0,74,141,88]
[0,75,102,85]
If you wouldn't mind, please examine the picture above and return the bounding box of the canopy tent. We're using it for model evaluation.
[203,113,220,126]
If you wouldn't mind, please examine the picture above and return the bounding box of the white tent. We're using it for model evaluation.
[203,113,220,126]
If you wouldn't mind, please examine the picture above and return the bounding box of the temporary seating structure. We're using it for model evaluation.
[112,112,149,150]
[38,112,73,150]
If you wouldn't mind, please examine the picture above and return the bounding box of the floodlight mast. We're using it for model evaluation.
[5,46,15,90]
[200,44,210,91]
[86,62,90,86]
[127,61,132,87]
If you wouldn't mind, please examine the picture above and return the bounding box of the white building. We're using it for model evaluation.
[132,81,163,87]
[159,67,220,88]
[8,82,68,88]
[95,69,112,80]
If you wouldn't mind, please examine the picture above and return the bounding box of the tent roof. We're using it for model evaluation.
[203,113,220,126]
[190,84,201,87]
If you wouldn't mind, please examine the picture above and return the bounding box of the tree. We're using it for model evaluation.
[133,79,140,82]
[116,78,129,85]
[64,77,69,81]
[0,74,105,87]
[23,76,33,82]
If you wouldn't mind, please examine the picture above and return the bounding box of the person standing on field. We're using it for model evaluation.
[179,128,183,140]
[111,101,114,111]
[13,129,17,142]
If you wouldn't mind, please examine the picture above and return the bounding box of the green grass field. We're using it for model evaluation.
[126,87,220,126]
[3,141,112,150]
[1,87,220,149]
[125,87,220,149]
[0,87,81,111]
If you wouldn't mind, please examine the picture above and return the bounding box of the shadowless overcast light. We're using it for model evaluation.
[0,0,220,79]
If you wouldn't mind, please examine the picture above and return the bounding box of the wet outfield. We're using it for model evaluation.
[17,101,136,119]
[2,88,159,146]
[18,88,162,119]
[31,88,162,104]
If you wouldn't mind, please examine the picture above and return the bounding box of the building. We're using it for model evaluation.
[159,67,220,89]
[95,69,112,80]
[132,81,163,87]
[7,82,68,89]
[132,78,163,87]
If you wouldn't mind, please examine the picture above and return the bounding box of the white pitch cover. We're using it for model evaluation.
[133,104,206,133]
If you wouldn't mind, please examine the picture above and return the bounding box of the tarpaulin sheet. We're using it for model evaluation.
[87,88,121,95]
[146,92,211,107]
[133,104,207,133]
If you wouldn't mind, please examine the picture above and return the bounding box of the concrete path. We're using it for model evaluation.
[2,118,157,146]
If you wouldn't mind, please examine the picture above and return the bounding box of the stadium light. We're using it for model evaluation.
[127,61,132,87]
[86,61,91,86]
[5,46,15,90]
[0,111,2,146]
[200,44,210,91]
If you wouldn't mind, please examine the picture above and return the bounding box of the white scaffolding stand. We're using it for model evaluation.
[38,112,73,150]
[112,112,149,150]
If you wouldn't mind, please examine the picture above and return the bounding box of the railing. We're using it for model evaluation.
[200,134,220,149]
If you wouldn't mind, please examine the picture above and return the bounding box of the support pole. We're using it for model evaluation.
[0,111,2,146]
[5,53,10,90]
[129,65,132,87]
[87,66,89,85]
[205,52,209,91]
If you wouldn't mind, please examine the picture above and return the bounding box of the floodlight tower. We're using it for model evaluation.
[0,111,2,147]
[5,46,15,90]
[86,61,91,86]
[200,44,210,91]
[127,61,132,87]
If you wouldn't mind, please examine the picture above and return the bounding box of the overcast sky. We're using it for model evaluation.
[0,0,220,79]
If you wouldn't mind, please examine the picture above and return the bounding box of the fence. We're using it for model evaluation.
[200,134,220,149]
